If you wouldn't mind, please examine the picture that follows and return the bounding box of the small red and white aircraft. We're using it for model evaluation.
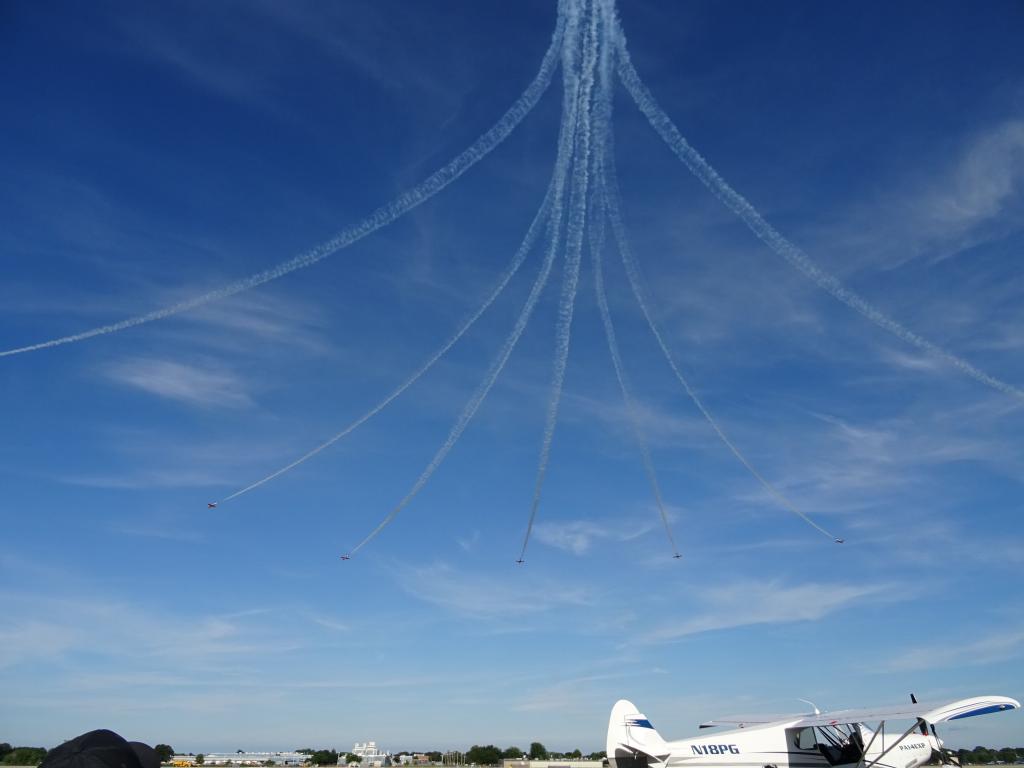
[608,695,1019,768]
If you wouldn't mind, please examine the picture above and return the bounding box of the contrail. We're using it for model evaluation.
[0,14,567,359]
[216,178,557,506]
[347,190,564,557]
[591,187,682,558]
[517,0,599,564]
[600,114,844,544]
[614,31,1024,402]
[585,23,681,559]
[347,9,586,557]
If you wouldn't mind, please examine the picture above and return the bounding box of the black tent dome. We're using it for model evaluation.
[40,730,145,768]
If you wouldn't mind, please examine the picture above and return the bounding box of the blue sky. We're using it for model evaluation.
[2,0,1023,754]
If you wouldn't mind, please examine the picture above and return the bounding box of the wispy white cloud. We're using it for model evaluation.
[919,120,1024,257]
[641,580,893,644]
[102,356,253,408]
[876,346,946,374]
[106,4,288,115]
[309,615,350,633]
[533,520,617,555]
[533,515,661,555]
[0,591,302,672]
[511,670,660,713]
[103,0,478,132]
[55,423,343,495]
[0,619,80,669]
[849,408,1011,472]
[803,118,1024,273]
[744,402,1023,524]
[565,390,710,450]
[396,562,595,619]
[245,1,465,104]
[179,292,333,354]
[62,466,231,489]
[624,116,1023,406]
[456,529,481,552]
[883,628,1024,672]
[114,525,205,542]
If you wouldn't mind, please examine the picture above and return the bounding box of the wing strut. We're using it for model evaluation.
[858,719,926,768]
[857,722,882,768]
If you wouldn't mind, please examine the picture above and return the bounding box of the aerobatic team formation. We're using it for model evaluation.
[4,0,1021,562]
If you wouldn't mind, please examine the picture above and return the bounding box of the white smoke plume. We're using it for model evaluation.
[0,15,567,359]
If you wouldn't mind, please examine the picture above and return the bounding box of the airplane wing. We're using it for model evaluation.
[787,696,1020,728]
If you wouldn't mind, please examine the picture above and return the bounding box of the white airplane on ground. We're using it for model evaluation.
[607,695,1019,768]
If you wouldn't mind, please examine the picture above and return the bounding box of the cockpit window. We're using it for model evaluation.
[794,728,817,751]
[790,725,865,766]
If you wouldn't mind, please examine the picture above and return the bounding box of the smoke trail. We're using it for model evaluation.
[517,0,599,563]
[0,14,568,359]
[347,2,585,557]
[585,9,681,558]
[347,187,564,557]
[613,36,1024,402]
[600,115,843,544]
[590,186,682,557]
[217,179,557,505]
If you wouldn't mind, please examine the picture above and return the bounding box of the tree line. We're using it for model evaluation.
[957,747,1024,765]
[462,744,604,765]
[296,749,364,766]
[0,746,48,767]
[7,742,1019,768]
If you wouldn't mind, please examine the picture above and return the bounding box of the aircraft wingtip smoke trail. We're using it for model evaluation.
[612,23,1024,403]
[607,177,846,545]
[0,15,567,360]
[291,0,987,557]
[343,0,1012,559]
[347,21,585,556]
[596,61,844,546]
[27,0,1016,560]
[211,179,559,507]
[517,0,600,564]
[587,14,682,561]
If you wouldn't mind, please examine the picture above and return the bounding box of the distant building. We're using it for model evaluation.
[199,753,309,767]
[343,743,392,768]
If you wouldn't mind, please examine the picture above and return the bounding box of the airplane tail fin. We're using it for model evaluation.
[607,700,670,768]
